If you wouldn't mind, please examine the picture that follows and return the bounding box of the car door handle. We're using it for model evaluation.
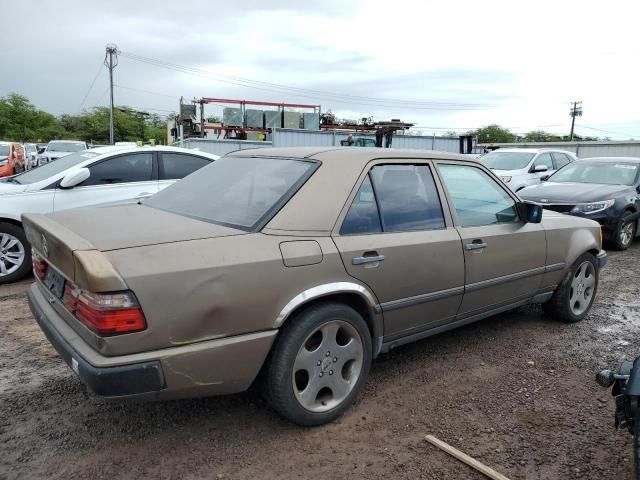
[464,240,487,251]
[352,253,385,265]
[136,192,154,199]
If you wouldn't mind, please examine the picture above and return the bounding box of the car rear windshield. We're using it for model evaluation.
[479,152,535,170]
[549,162,639,186]
[12,151,98,184]
[48,142,86,152]
[145,156,318,231]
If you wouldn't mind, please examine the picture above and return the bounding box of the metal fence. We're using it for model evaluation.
[178,128,468,155]
[174,138,272,156]
[478,141,640,159]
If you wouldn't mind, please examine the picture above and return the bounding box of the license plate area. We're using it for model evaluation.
[44,267,65,299]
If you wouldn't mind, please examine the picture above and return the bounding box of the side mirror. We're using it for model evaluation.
[517,201,543,224]
[636,185,640,194]
[540,175,550,181]
[59,168,90,189]
[37,147,45,154]
[532,165,548,173]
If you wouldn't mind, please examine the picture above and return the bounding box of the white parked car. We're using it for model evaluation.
[37,140,89,166]
[0,145,219,283]
[479,148,577,192]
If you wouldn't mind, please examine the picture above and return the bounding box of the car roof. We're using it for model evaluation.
[87,145,220,160]
[230,146,469,167]
[577,157,640,164]
[487,148,572,154]
[49,140,85,143]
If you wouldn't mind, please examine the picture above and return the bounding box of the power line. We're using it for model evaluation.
[118,50,496,111]
[91,87,111,108]
[115,84,177,99]
[78,62,105,111]
[575,124,640,138]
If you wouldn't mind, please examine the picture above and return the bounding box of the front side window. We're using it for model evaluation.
[160,153,211,180]
[533,152,554,171]
[340,164,445,234]
[439,164,519,227]
[146,156,317,231]
[82,153,153,186]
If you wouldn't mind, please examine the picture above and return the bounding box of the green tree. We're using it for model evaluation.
[0,93,65,141]
[473,124,516,143]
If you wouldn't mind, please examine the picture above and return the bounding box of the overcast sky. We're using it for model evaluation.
[2,0,640,139]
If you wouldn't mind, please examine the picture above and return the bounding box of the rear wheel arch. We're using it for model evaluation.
[274,285,382,355]
[0,217,23,229]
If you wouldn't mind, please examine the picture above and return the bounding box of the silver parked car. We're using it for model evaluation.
[479,148,577,192]
[24,147,606,426]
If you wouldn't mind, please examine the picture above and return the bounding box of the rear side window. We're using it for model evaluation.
[340,175,382,235]
[340,164,445,234]
[553,152,571,168]
[82,153,153,186]
[160,153,211,180]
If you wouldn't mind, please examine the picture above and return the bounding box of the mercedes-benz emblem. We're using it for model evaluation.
[41,234,49,258]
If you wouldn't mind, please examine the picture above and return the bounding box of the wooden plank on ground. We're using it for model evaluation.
[425,435,511,480]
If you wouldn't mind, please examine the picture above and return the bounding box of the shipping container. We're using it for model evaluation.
[246,109,264,129]
[223,107,243,127]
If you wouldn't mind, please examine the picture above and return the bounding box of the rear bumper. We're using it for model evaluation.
[597,250,608,270]
[27,283,277,399]
[28,286,165,396]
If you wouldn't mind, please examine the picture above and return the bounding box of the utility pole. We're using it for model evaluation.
[105,44,119,145]
[569,101,583,141]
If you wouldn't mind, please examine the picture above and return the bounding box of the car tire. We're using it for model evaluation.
[543,252,598,323]
[612,215,636,251]
[263,302,372,426]
[0,223,32,284]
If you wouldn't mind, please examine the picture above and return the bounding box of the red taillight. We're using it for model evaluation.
[63,283,146,336]
[32,249,48,281]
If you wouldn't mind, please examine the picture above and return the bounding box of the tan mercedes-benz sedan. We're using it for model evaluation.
[23,147,607,425]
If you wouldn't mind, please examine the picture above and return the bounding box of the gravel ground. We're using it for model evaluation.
[1,243,639,480]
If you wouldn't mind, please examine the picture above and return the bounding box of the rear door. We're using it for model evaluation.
[158,152,213,192]
[436,162,546,317]
[53,152,158,212]
[552,152,572,170]
[332,160,465,341]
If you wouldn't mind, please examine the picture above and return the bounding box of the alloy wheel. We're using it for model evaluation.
[292,320,364,413]
[569,261,596,316]
[620,222,634,248]
[0,233,25,277]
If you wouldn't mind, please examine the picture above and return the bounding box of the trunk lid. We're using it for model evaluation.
[22,204,247,286]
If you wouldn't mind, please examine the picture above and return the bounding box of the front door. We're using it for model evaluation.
[436,163,546,317]
[53,152,158,212]
[532,152,555,179]
[332,161,465,341]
